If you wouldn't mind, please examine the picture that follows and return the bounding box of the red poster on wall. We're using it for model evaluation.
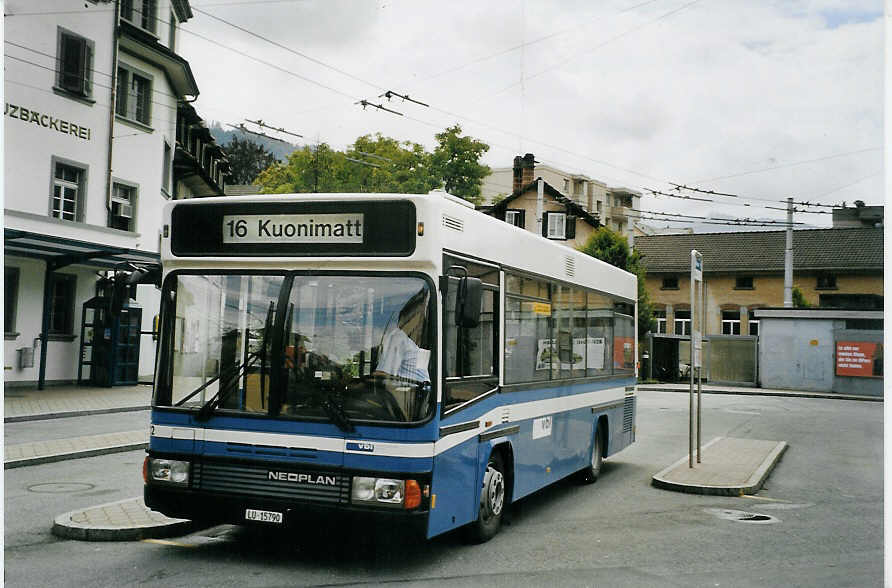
[836,341,883,377]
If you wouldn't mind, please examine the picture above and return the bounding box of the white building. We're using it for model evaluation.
[4,0,228,388]
[481,154,641,241]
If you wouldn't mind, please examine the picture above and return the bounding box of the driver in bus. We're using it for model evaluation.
[374,290,431,386]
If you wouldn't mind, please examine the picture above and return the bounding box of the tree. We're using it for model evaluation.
[578,227,654,342]
[431,125,491,205]
[792,286,810,308]
[254,134,440,195]
[224,136,279,185]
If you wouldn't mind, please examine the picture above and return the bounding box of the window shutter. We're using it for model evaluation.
[83,42,93,95]
[541,212,549,237]
[566,215,576,239]
[517,209,526,229]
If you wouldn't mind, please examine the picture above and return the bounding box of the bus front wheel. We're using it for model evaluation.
[463,452,506,543]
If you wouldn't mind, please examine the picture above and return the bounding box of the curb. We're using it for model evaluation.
[5,442,148,469]
[637,386,882,402]
[5,405,150,423]
[651,438,788,496]
[52,497,199,541]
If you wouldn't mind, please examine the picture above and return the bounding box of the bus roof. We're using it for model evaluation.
[163,192,637,302]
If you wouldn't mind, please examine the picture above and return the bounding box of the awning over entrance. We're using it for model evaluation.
[4,228,160,269]
[4,229,160,389]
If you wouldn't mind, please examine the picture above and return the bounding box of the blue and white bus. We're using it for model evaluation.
[144,191,637,542]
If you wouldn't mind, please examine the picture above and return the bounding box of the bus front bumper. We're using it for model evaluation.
[145,484,429,533]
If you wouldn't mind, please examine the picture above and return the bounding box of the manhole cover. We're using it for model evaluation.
[704,508,781,524]
[27,482,95,494]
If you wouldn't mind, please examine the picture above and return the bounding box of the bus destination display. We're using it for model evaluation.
[223,213,364,244]
[170,200,415,257]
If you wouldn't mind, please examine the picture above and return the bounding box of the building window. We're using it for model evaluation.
[721,310,741,335]
[51,160,86,222]
[56,28,94,98]
[544,212,567,239]
[109,182,137,231]
[735,276,754,290]
[5,267,20,335]
[116,65,152,126]
[674,310,691,336]
[653,310,667,334]
[121,0,157,34]
[748,319,759,337]
[505,209,525,228]
[162,141,172,196]
[661,276,678,290]
[563,179,569,193]
[596,201,602,213]
[49,274,76,335]
[816,274,837,290]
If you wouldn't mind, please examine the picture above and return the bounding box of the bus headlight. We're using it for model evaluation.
[351,477,420,508]
[148,458,190,485]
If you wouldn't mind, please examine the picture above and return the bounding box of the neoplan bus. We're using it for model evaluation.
[144,191,637,542]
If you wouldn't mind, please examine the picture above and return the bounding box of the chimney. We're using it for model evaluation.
[520,153,536,189]
[512,156,524,193]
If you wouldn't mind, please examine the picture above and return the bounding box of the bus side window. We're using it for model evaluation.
[442,259,499,413]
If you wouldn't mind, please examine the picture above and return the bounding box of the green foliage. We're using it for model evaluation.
[224,136,279,185]
[431,125,491,205]
[578,227,654,339]
[792,286,810,308]
[254,127,490,202]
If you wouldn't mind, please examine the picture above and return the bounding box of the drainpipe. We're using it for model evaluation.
[105,0,121,217]
[536,178,544,235]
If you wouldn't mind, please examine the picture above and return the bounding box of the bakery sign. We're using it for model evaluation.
[5,102,92,141]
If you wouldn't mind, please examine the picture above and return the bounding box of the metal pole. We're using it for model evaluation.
[783,197,793,307]
[689,258,695,469]
[697,278,703,463]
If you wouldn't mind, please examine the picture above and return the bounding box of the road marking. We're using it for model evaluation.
[142,538,196,548]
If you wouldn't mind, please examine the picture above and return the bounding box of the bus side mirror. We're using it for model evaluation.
[455,277,482,328]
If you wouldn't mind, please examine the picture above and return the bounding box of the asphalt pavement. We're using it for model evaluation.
[3,381,880,542]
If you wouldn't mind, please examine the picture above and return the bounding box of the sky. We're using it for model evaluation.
[178,0,885,229]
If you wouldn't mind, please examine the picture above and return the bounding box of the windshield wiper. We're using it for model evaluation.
[315,388,355,433]
[193,301,276,421]
[193,351,262,421]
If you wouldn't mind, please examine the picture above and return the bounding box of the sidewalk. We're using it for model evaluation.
[53,497,199,541]
[4,383,152,422]
[652,436,788,496]
[637,382,882,402]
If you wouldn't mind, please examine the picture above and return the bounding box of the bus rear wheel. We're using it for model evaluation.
[578,427,603,484]
[463,452,506,543]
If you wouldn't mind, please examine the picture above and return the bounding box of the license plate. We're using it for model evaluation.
[245,508,283,524]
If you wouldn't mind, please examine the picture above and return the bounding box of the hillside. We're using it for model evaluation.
[209,122,300,162]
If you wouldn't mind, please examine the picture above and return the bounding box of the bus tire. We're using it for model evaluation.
[463,452,506,543]
[578,426,603,485]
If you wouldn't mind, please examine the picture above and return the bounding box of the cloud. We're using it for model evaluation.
[179,0,884,222]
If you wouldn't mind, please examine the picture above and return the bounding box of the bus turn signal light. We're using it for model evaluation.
[404,479,421,509]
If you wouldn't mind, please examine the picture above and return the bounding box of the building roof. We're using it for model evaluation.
[635,227,883,274]
[485,178,600,228]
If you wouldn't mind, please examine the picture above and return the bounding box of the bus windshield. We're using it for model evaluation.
[156,273,434,424]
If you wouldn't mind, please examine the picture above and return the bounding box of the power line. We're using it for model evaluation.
[379,90,429,108]
[191,6,384,93]
[244,118,303,139]
[355,100,404,117]
[695,147,883,183]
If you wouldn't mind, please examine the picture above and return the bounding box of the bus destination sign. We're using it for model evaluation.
[223,213,364,244]
[170,200,416,257]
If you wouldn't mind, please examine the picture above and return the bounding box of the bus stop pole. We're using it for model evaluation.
[697,278,703,463]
